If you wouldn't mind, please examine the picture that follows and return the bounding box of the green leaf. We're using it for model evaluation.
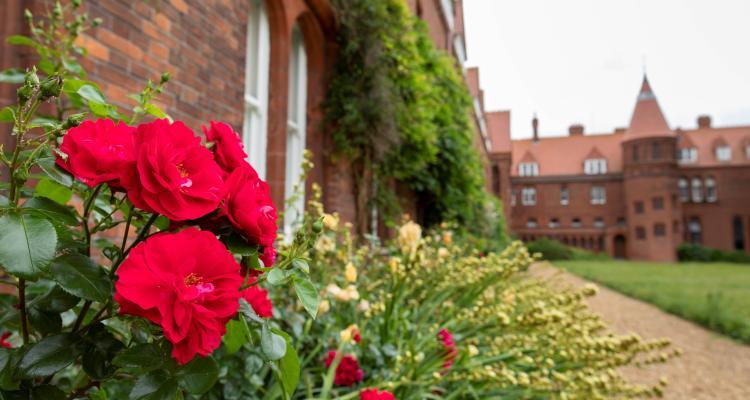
[176,356,218,395]
[37,155,73,187]
[21,197,78,226]
[292,258,310,274]
[34,285,80,313]
[0,213,57,280]
[129,370,178,400]
[35,178,72,205]
[82,324,125,380]
[19,334,78,378]
[224,235,257,256]
[113,343,165,374]
[27,306,62,336]
[266,268,287,286]
[0,70,25,85]
[222,319,248,355]
[238,298,264,324]
[30,385,66,400]
[144,104,167,119]
[0,348,18,390]
[277,334,300,398]
[0,107,15,123]
[293,276,319,319]
[77,84,107,104]
[261,324,286,361]
[6,35,36,48]
[48,254,112,303]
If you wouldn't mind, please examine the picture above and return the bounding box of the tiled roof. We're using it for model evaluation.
[625,75,672,138]
[678,126,750,167]
[486,110,511,153]
[511,132,625,176]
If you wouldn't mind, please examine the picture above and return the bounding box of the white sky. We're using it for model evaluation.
[463,0,750,139]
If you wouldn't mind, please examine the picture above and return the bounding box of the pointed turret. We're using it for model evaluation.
[626,75,672,137]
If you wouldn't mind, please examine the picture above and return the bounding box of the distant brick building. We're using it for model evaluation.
[486,76,750,261]
[1,0,494,235]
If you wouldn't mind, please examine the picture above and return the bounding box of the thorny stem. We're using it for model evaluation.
[71,300,91,332]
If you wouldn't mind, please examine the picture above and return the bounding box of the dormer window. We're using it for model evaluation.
[518,162,539,177]
[678,147,697,163]
[715,145,731,161]
[583,158,607,175]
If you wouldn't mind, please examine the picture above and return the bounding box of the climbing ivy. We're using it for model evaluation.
[325,0,506,246]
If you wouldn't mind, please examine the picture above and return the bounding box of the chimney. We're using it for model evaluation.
[532,114,539,142]
[568,124,584,136]
[614,127,627,134]
[697,115,712,129]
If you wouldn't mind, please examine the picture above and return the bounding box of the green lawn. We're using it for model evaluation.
[556,260,750,344]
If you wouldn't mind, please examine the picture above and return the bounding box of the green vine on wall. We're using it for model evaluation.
[324,0,506,247]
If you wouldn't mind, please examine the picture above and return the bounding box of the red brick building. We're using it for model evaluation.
[1,0,494,235]
[486,76,750,261]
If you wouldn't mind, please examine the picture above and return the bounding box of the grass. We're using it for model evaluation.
[556,260,750,344]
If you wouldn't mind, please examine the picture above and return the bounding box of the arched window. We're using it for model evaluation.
[688,217,702,244]
[283,26,308,238]
[691,177,703,202]
[733,216,745,250]
[705,177,717,202]
[678,178,689,202]
[243,0,270,179]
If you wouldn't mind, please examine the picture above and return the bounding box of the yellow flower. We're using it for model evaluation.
[345,262,357,282]
[389,257,401,273]
[438,247,449,258]
[357,299,370,312]
[327,283,359,302]
[322,213,339,230]
[318,300,330,314]
[315,236,336,253]
[340,324,359,343]
[468,345,479,357]
[398,220,422,255]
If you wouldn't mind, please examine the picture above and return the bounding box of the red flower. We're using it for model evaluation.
[241,283,273,318]
[114,228,242,364]
[121,119,224,221]
[1,332,12,348]
[56,119,135,188]
[203,121,248,176]
[221,166,278,264]
[324,351,364,386]
[437,328,457,371]
[360,388,395,400]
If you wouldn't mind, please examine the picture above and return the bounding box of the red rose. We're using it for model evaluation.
[56,119,135,188]
[114,228,242,364]
[1,332,12,348]
[221,166,278,263]
[437,328,457,371]
[360,388,395,400]
[203,121,248,176]
[324,351,364,386]
[121,119,224,221]
[241,283,273,318]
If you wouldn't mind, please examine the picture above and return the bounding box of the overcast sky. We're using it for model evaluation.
[463,0,750,139]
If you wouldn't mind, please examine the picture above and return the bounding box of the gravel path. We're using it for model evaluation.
[530,262,750,400]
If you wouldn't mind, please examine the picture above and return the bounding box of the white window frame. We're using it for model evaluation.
[691,177,703,202]
[439,0,455,30]
[678,178,689,202]
[560,186,569,205]
[679,147,697,163]
[283,26,308,239]
[590,185,606,205]
[518,162,539,177]
[526,218,538,229]
[548,218,560,228]
[705,177,717,202]
[746,145,750,160]
[243,0,270,180]
[583,158,607,175]
[521,187,537,206]
[593,217,605,228]
[716,145,731,162]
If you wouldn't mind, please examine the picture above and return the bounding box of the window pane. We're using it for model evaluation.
[284,26,308,239]
[243,0,270,180]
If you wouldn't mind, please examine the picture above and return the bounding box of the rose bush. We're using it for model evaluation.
[0,3,320,398]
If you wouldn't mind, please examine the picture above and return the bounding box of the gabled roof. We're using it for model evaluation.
[626,75,672,138]
[585,146,606,159]
[486,110,511,153]
[511,132,625,176]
